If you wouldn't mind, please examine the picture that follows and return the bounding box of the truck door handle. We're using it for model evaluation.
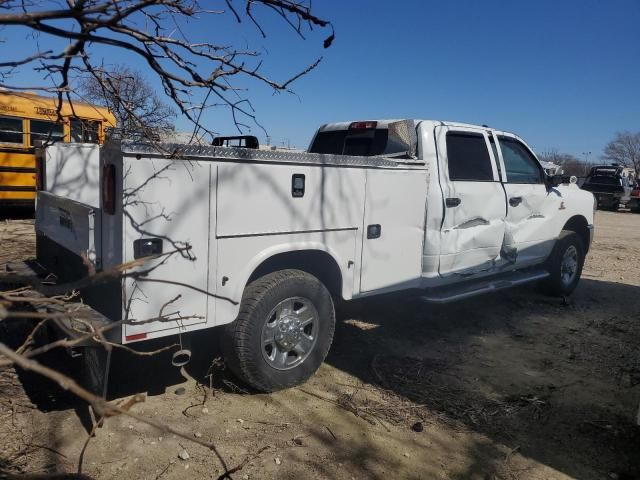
[509,196,522,207]
[445,197,461,208]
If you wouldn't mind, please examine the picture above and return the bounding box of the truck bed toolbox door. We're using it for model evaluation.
[359,169,427,292]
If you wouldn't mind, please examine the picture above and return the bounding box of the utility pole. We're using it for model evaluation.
[280,138,291,150]
[582,151,592,176]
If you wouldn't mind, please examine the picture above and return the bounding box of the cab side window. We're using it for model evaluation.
[446,132,494,181]
[498,137,544,184]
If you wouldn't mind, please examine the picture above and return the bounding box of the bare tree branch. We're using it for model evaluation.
[0,0,334,137]
[80,64,177,139]
[602,131,640,179]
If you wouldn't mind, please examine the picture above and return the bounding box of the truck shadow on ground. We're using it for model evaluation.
[0,206,34,220]
[4,278,640,479]
[3,320,189,436]
[325,278,640,479]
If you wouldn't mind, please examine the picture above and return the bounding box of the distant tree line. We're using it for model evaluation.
[539,131,640,180]
[538,150,588,177]
[602,131,640,180]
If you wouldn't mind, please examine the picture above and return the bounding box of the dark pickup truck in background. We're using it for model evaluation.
[581,165,632,210]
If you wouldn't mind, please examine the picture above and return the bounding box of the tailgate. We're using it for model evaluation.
[582,183,622,195]
[35,191,101,274]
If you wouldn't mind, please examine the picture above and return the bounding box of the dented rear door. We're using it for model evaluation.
[435,126,506,277]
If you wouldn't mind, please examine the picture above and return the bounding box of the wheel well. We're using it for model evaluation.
[247,250,343,298]
[562,215,590,253]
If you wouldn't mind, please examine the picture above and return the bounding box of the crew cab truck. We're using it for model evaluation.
[34,120,595,392]
[581,165,633,210]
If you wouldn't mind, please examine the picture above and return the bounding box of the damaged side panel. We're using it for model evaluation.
[438,181,507,275]
[494,131,564,268]
[434,125,507,277]
[502,183,562,266]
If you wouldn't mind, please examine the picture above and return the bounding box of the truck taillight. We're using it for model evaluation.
[349,121,377,130]
[102,164,116,214]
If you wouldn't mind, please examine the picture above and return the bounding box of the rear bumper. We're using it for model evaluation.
[593,193,623,209]
[594,192,621,200]
[2,260,122,346]
[35,235,123,343]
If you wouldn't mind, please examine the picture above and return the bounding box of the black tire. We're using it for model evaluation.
[596,199,617,211]
[541,231,585,296]
[222,269,335,392]
[80,346,111,397]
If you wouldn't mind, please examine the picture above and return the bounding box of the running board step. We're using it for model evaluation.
[420,269,550,304]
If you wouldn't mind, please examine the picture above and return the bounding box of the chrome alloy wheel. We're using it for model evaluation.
[261,297,319,370]
[560,245,579,286]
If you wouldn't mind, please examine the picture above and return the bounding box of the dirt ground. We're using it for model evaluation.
[1,210,639,480]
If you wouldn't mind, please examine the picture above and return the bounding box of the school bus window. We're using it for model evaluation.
[71,119,100,143]
[85,121,99,143]
[30,119,64,146]
[0,116,24,144]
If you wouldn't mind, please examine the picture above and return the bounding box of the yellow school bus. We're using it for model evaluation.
[0,90,116,208]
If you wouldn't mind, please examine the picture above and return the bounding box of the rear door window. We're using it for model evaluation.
[445,132,494,181]
[498,137,544,184]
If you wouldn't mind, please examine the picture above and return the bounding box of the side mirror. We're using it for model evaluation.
[546,174,563,188]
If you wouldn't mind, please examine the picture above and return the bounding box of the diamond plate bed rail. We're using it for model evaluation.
[120,141,405,168]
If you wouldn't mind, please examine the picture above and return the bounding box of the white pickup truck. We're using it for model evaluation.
[34,119,595,392]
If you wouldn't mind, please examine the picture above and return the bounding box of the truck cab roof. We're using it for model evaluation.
[315,119,490,132]
[308,119,519,158]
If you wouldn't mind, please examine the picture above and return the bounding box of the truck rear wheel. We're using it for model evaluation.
[541,231,585,296]
[222,269,335,392]
[80,346,110,397]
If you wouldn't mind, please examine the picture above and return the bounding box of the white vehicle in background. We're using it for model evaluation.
[34,119,595,392]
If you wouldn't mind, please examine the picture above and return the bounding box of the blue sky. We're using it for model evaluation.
[2,0,639,158]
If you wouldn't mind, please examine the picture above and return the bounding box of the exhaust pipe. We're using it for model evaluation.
[171,348,191,367]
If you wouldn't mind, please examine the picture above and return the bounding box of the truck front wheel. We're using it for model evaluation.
[541,231,585,296]
[222,269,335,392]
